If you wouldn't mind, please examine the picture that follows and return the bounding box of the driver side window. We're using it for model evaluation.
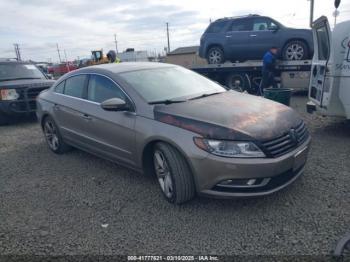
[253,18,276,31]
[87,75,126,103]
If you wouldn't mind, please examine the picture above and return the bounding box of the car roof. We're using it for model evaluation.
[78,62,176,74]
[214,14,261,22]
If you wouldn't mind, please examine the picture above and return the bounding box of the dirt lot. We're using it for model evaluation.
[0,95,349,257]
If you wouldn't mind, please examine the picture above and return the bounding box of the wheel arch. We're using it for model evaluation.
[282,38,310,55]
[40,113,51,130]
[206,43,224,57]
[141,138,197,183]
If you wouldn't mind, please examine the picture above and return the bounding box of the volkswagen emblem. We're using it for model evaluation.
[289,129,298,144]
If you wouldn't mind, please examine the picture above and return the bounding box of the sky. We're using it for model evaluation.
[0,0,349,62]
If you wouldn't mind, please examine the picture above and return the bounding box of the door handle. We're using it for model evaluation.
[225,35,232,38]
[81,114,92,121]
[53,104,60,110]
[250,34,257,37]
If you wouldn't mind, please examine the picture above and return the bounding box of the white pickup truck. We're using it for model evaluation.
[307,16,350,119]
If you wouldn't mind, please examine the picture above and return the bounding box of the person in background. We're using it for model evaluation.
[259,46,278,95]
[107,50,121,63]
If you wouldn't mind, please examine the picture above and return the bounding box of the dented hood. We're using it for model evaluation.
[154,91,301,141]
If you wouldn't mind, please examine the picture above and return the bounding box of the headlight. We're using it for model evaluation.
[0,89,19,100]
[194,137,265,158]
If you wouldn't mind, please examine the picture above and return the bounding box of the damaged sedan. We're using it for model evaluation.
[36,63,310,204]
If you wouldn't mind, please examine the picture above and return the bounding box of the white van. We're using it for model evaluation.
[307,16,350,119]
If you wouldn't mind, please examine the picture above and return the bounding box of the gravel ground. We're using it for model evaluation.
[0,95,349,258]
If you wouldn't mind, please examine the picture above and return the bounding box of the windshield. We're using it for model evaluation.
[119,66,226,103]
[0,63,46,81]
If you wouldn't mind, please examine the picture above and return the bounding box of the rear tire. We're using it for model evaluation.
[42,116,71,154]
[153,142,195,204]
[282,40,309,60]
[207,46,225,64]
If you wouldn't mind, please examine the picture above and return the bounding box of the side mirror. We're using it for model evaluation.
[101,98,130,111]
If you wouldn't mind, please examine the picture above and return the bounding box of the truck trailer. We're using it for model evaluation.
[191,60,311,94]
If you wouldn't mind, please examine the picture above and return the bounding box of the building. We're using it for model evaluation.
[117,49,148,62]
[165,46,207,68]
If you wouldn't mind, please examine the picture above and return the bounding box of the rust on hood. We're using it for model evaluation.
[154,91,301,141]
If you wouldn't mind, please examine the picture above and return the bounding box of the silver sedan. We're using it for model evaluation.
[36,62,310,204]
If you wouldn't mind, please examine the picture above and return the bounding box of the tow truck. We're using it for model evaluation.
[307,16,350,119]
[191,60,311,93]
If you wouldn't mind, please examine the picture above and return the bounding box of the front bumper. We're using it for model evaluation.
[191,138,310,198]
[0,99,37,116]
[0,87,49,116]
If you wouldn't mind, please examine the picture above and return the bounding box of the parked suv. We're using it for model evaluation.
[199,15,313,64]
[0,60,55,125]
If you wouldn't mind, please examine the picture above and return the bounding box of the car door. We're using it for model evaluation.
[225,18,253,60]
[250,17,281,57]
[52,74,91,147]
[81,74,136,166]
[308,16,331,106]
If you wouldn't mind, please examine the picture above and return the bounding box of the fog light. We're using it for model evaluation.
[247,179,256,185]
[217,178,270,188]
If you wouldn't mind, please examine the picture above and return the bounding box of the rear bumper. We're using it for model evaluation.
[191,138,310,198]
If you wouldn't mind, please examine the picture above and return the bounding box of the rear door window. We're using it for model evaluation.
[229,19,252,32]
[206,21,229,33]
[64,75,87,99]
[316,26,330,60]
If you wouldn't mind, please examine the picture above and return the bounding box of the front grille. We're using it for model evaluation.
[261,121,309,158]
[26,86,48,99]
[7,86,50,113]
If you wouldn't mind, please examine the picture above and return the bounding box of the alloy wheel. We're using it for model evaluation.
[208,50,223,64]
[285,43,304,60]
[44,120,59,151]
[153,150,173,199]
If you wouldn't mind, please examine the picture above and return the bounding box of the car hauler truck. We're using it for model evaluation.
[307,16,350,119]
[191,60,311,94]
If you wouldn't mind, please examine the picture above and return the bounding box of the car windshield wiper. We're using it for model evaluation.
[0,77,42,82]
[148,99,188,105]
[189,92,222,100]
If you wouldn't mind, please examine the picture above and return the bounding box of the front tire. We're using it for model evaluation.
[282,40,309,60]
[42,116,71,154]
[153,142,195,204]
[207,46,225,64]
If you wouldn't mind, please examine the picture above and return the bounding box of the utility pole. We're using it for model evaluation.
[309,0,314,28]
[166,22,170,53]
[13,43,21,61]
[56,43,62,63]
[64,49,70,72]
[114,34,118,54]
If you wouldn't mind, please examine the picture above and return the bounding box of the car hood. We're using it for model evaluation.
[0,79,55,89]
[154,91,301,141]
